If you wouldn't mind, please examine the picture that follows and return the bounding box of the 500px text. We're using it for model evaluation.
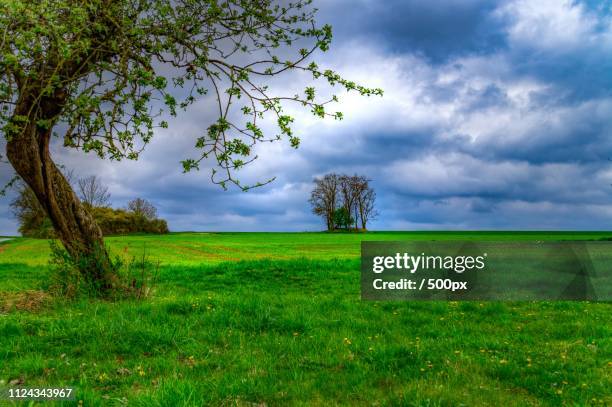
[373,278,468,291]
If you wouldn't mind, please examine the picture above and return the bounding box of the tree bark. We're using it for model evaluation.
[359,202,366,230]
[6,91,116,293]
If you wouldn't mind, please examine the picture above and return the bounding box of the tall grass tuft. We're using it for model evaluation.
[46,240,159,300]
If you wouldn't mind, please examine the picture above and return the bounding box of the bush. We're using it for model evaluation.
[47,241,123,298]
[21,216,56,239]
[88,206,169,235]
[12,177,168,237]
[333,207,354,230]
[47,241,159,300]
[18,206,169,237]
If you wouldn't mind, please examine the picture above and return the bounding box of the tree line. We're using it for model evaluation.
[11,174,168,238]
[309,173,377,231]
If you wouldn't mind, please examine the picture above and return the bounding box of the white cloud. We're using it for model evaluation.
[499,0,609,52]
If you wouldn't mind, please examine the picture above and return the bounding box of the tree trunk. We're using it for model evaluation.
[326,208,333,232]
[359,205,366,230]
[6,92,116,294]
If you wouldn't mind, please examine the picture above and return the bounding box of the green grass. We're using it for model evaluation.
[0,232,610,406]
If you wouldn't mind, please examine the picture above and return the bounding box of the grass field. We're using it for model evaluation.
[0,232,611,406]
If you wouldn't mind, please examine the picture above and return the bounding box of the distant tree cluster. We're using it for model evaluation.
[11,177,168,237]
[309,173,377,231]
[88,206,169,236]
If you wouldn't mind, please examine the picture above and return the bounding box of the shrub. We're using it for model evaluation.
[47,241,159,300]
[47,240,123,298]
[89,206,169,235]
[17,206,169,237]
[333,207,354,230]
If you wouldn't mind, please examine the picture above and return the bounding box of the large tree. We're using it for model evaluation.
[0,0,381,292]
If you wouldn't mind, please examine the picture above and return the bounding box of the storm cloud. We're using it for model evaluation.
[2,0,612,234]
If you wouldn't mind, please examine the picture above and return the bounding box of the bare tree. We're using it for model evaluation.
[309,173,340,231]
[356,180,377,230]
[77,176,111,207]
[339,175,361,231]
[127,198,158,220]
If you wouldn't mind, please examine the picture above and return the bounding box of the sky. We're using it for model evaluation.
[2,0,612,234]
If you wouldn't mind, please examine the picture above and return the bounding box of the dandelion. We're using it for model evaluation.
[343,337,352,345]
[186,356,196,368]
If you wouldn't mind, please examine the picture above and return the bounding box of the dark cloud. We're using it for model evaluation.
[2,0,612,234]
[318,0,508,63]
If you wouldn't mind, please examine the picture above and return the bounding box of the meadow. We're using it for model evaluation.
[0,232,610,406]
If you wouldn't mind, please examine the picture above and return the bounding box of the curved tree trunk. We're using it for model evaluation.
[6,92,116,294]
